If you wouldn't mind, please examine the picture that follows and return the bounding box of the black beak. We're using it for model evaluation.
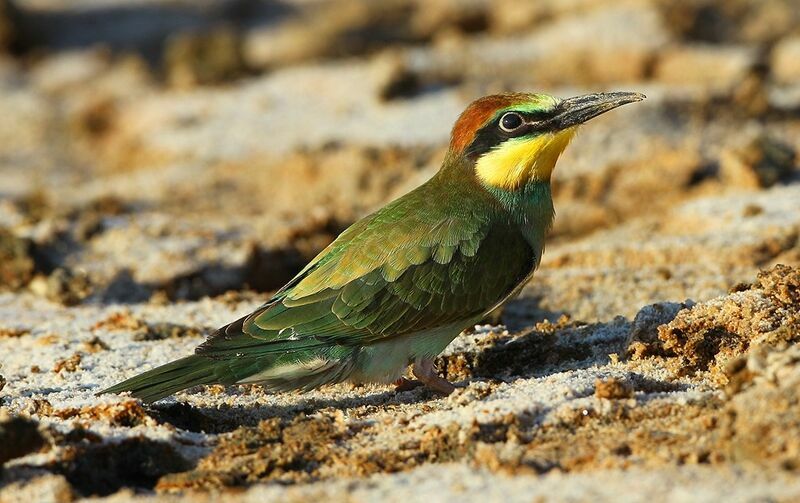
[547,92,645,130]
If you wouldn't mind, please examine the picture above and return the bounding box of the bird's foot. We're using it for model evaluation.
[413,358,455,395]
[393,377,423,392]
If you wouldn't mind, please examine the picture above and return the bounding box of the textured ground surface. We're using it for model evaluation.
[1,0,800,501]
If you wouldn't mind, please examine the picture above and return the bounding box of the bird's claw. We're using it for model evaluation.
[412,358,456,395]
[393,377,423,392]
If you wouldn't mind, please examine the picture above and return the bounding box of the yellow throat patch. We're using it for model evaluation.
[475,127,577,191]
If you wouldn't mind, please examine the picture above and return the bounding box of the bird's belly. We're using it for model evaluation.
[348,319,476,384]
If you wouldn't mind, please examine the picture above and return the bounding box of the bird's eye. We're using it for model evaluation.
[499,112,524,133]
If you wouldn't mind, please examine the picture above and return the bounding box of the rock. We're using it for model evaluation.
[719,133,796,189]
[28,268,92,306]
[537,4,669,84]
[0,474,74,503]
[164,26,247,89]
[723,342,800,469]
[626,300,695,359]
[29,49,112,94]
[489,0,629,36]
[768,83,800,112]
[410,0,489,38]
[52,353,82,373]
[657,265,800,381]
[488,0,549,35]
[734,0,800,44]
[594,377,634,400]
[459,4,671,85]
[657,0,799,45]
[372,51,460,101]
[0,228,35,291]
[771,36,800,86]
[372,52,423,102]
[13,191,52,225]
[654,44,757,92]
[0,0,20,52]
[244,0,422,70]
[132,321,205,342]
[656,0,734,43]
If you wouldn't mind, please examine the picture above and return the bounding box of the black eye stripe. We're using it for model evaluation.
[464,108,558,159]
[521,110,555,122]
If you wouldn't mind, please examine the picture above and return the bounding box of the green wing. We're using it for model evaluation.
[196,182,534,358]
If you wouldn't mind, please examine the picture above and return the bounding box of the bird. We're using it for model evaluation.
[101,91,644,403]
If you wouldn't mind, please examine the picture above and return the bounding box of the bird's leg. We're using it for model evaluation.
[393,377,422,392]
[412,358,455,395]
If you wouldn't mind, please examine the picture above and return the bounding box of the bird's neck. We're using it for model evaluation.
[483,180,555,247]
[436,152,555,246]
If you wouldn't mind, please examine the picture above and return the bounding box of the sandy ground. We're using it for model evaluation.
[1,0,800,501]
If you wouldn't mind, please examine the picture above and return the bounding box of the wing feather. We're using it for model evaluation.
[196,181,535,358]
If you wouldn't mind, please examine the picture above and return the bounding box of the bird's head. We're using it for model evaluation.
[448,92,645,191]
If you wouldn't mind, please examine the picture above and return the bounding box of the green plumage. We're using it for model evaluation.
[102,91,643,403]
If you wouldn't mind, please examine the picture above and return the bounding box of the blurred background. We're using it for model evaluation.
[1,0,799,325]
[1,3,800,497]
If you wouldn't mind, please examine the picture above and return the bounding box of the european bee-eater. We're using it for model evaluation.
[102,91,644,403]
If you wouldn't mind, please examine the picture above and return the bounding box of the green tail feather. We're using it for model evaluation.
[99,351,358,403]
[99,355,220,404]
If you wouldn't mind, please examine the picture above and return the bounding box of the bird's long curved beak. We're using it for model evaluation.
[548,91,646,130]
